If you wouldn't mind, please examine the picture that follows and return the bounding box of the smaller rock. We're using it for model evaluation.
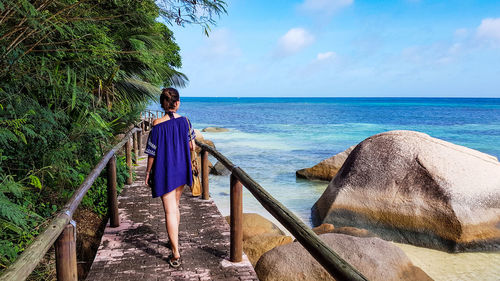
[296,145,356,181]
[332,227,376,238]
[311,223,335,235]
[202,127,229,132]
[255,233,433,281]
[194,129,216,154]
[193,129,204,140]
[210,161,230,176]
[243,234,293,266]
[225,213,285,240]
[195,140,215,154]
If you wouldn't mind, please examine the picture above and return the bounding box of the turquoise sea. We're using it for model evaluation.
[149,97,500,225]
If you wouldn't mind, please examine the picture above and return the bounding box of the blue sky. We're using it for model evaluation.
[170,0,500,97]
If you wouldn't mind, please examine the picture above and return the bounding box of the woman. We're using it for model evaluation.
[144,87,196,268]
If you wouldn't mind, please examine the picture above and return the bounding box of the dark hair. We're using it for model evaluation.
[160,88,180,111]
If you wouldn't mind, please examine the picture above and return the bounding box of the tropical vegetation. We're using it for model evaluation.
[0,0,226,274]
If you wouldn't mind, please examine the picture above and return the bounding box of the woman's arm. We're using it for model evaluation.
[190,139,196,151]
[144,155,155,185]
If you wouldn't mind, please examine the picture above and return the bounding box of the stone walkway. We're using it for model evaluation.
[86,157,258,281]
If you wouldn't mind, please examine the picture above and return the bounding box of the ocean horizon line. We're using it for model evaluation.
[180,96,500,99]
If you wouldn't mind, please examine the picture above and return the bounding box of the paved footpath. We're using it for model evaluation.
[86,157,258,281]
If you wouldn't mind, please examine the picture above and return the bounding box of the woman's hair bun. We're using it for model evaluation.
[160,88,180,111]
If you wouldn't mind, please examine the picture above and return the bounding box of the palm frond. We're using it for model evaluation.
[114,76,160,105]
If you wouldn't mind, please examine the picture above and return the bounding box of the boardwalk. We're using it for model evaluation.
[86,156,258,281]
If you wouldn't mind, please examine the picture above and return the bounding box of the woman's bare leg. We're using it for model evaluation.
[175,185,185,227]
[161,185,184,259]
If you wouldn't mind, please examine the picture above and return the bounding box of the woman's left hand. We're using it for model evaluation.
[145,172,149,186]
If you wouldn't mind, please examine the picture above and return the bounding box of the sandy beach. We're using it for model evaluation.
[394,242,500,281]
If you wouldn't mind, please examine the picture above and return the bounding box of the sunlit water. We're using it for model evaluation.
[149,97,500,279]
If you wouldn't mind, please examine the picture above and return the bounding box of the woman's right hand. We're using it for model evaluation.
[145,172,149,186]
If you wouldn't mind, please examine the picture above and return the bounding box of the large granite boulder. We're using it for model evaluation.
[312,130,500,252]
[296,145,356,181]
[255,233,432,281]
[225,213,285,240]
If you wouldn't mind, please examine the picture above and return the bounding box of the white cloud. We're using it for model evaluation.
[476,18,500,45]
[316,51,336,61]
[274,28,315,58]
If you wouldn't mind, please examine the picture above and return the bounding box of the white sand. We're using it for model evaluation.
[394,242,500,281]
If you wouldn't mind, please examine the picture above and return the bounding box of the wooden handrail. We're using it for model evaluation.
[141,110,164,131]
[195,140,369,281]
[1,126,142,281]
[63,127,140,217]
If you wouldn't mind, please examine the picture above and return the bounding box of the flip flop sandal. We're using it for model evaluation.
[168,256,181,268]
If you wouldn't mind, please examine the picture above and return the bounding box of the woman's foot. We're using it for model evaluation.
[168,255,181,268]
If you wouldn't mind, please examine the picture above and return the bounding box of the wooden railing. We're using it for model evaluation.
[196,140,369,281]
[0,125,144,281]
[141,110,163,131]
[142,110,367,279]
[1,108,368,281]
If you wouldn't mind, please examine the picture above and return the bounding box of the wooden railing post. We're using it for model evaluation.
[107,155,119,227]
[201,149,209,200]
[230,173,243,262]
[125,138,132,184]
[137,130,142,156]
[133,131,138,164]
[55,221,77,281]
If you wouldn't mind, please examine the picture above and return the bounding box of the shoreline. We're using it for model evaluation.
[186,98,500,280]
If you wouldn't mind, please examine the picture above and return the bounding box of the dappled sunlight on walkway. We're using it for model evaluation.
[86,157,258,281]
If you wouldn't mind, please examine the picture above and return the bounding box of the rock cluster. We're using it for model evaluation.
[202,127,229,132]
[312,130,500,252]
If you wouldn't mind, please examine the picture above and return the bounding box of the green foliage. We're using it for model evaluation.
[0,0,226,273]
[0,175,42,267]
[81,155,130,217]
[157,0,227,36]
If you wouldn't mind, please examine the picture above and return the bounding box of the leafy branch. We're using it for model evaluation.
[157,0,227,36]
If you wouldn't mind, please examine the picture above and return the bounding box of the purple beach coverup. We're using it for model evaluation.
[145,113,196,198]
